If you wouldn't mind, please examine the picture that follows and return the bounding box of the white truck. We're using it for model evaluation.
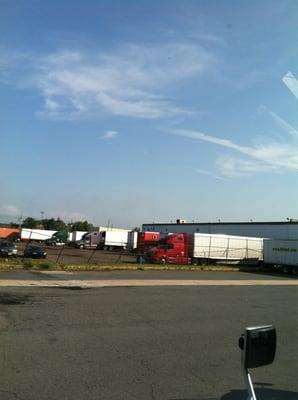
[68,231,88,243]
[147,232,263,265]
[97,230,129,251]
[263,238,298,274]
[190,233,264,264]
[21,228,57,242]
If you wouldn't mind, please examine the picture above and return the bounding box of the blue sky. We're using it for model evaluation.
[1,0,297,228]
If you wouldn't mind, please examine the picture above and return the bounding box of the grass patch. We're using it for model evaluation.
[0,258,268,273]
[23,259,35,269]
[24,260,55,270]
[48,263,244,272]
[37,261,55,270]
[0,257,23,270]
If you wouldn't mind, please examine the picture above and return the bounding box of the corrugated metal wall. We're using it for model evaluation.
[142,223,298,240]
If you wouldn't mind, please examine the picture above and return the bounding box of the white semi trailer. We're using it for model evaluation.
[190,233,264,263]
[21,228,57,242]
[68,231,88,243]
[147,232,264,264]
[263,239,298,274]
[97,230,129,251]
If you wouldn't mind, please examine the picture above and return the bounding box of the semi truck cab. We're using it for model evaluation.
[147,233,189,264]
[45,230,68,246]
[75,232,100,248]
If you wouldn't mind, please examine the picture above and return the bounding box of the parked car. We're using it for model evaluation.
[23,244,47,259]
[0,240,18,257]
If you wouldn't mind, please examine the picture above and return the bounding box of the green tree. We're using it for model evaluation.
[42,218,67,231]
[70,220,94,232]
[22,217,39,229]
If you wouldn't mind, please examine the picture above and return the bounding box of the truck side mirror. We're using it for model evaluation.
[239,325,276,400]
[239,325,276,368]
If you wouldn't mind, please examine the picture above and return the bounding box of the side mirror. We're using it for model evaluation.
[239,325,276,400]
[239,325,276,368]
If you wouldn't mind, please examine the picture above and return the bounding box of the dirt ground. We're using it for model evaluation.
[14,241,137,264]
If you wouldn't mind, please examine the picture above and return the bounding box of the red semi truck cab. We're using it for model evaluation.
[146,233,190,264]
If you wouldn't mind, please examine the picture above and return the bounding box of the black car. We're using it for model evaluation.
[23,244,47,259]
[0,240,18,257]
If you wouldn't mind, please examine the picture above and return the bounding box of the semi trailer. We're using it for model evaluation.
[21,228,57,242]
[128,231,161,252]
[68,231,88,243]
[263,238,298,274]
[146,232,263,265]
[97,230,129,251]
[75,230,131,250]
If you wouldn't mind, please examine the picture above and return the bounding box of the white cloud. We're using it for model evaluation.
[196,168,224,180]
[282,71,298,99]
[101,130,118,140]
[216,157,278,177]
[171,97,298,178]
[170,126,298,176]
[4,43,215,120]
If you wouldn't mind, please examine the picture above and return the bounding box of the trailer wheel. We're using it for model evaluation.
[192,258,198,266]
[292,268,297,276]
[282,265,291,274]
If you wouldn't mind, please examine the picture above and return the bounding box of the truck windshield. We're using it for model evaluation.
[159,244,174,250]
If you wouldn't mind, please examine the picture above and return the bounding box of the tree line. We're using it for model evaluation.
[13,217,95,232]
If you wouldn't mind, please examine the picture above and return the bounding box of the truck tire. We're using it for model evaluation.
[79,244,84,249]
[282,265,291,274]
[159,257,166,265]
[192,258,198,266]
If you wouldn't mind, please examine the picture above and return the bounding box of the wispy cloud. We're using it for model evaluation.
[2,43,215,120]
[101,130,118,140]
[282,71,298,99]
[196,168,224,180]
[215,157,278,177]
[170,123,298,177]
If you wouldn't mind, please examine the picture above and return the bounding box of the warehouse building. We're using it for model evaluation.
[142,220,298,240]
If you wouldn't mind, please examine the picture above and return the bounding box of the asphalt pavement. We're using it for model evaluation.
[0,269,294,281]
[0,271,297,400]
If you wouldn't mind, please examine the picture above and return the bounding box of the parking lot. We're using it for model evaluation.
[0,271,297,400]
[14,241,136,264]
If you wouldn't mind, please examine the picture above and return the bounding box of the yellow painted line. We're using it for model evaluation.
[0,279,297,288]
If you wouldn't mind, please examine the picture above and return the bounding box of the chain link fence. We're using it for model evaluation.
[18,241,136,265]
